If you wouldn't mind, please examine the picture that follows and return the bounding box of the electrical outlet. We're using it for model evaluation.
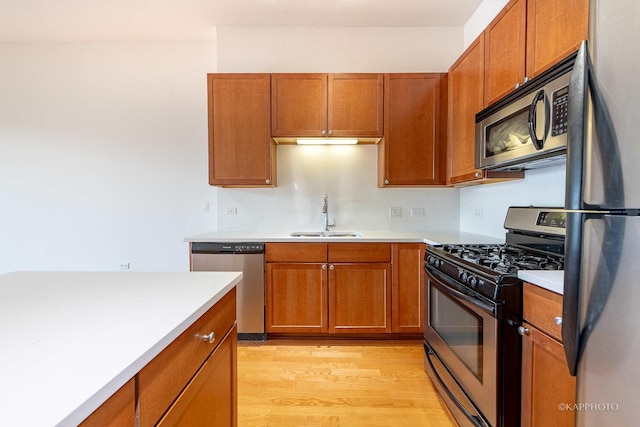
[411,208,425,217]
[389,207,402,218]
[225,207,237,215]
[118,262,130,271]
[474,209,483,219]
[201,201,210,213]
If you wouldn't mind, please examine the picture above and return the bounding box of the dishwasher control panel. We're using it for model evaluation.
[191,242,265,254]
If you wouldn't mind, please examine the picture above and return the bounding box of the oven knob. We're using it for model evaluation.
[468,276,478,287]
[459,271,468,281]
[427,256,435,266]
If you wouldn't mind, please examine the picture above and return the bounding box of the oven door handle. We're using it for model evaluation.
[426,265,496,316]
[424,343,491,427]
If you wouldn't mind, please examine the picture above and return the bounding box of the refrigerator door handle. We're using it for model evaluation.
[562,211,584,376]
[566,41,590,211]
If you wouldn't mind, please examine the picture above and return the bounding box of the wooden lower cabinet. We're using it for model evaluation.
[79,379,135,427]
[157,326,238,427]
[521,283,576,427]
[266,242,423,335]
[329,262,391,333]
[138,288,237,427]
[266,262,328,333]
[391,243,424,333]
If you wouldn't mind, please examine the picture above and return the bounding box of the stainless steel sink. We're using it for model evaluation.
[290,231,363,237]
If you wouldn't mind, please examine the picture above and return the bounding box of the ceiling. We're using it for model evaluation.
[0,0,483,42]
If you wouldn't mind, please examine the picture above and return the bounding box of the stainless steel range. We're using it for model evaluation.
[423,206,565,427]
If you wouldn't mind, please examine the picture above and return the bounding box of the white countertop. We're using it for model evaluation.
[518,270,564,295]
[0,271,242,427]
[184,230,503,245]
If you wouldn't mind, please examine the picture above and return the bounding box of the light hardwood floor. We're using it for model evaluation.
[237,339,456,427]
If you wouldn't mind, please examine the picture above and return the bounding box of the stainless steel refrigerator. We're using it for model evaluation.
[563,0,640,425]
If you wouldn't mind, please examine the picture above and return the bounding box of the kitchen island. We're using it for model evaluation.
[0,271,241,426]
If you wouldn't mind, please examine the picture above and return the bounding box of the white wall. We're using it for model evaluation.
[0,41,217,273]
[464,0,509,48]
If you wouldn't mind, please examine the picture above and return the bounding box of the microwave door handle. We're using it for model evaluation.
[528,89,546,150]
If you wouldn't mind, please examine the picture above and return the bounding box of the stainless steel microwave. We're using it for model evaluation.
[475,59,573,171]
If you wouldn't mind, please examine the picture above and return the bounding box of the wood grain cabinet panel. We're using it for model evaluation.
[526,0,589,78]
[391,243,424,333]
[379,73,447,187]
[329,263,391,333]
[521,283,576,427]
[271,73,383,139]
[207,74,275,187]
[79,379,135,427]
[484,0,588,106]
[266,262,329,333]
[138,288,236,427]
[157,326,238,427]
[484,0,527,105]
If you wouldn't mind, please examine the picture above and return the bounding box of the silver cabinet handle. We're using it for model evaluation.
[322,264,327,270]
[322,130,327,136]
[523,76,530,84]
[384,179,390,185]
[554,317,563,326]
[328,130,333,136]
[200,332,215,343]
[475,171,483,178]
[518,326,529,336]
[265,179,271,185]
[515,82,521,89]
[329,264,334,270]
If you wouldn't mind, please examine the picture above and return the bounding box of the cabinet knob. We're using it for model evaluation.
[518,326,529,336]
[475,171,482,178]
[384,179,390,185]
[200,332,215,343]
[322,130,327,136]
[554,317,563,326]
[523,76,531,84]
[329,264,335,271]
[322,264,327,270]
[328,130,333,136]
[515,82,521,90]
[265,179,271,185]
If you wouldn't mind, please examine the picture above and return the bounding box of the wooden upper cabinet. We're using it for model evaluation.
[271,74,327,137]
[484,0,527,106]
[379,73,447,187]
[448,35,486,184]
[526,0,589,78]
[484,0,588,106]
[207,74,275,187]
[271,73,383,139]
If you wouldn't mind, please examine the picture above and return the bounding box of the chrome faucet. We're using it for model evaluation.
[322,194,336,231]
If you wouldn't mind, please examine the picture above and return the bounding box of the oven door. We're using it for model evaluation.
[424,266,498,427]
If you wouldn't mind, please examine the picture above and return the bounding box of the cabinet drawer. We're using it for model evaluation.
[523,282,563,341]
[138,288,236,427]
[328,243,391,263]
[266,243,327,262]
[79,378,135,427]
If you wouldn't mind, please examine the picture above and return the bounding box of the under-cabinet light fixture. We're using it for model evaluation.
[296,138,358,145]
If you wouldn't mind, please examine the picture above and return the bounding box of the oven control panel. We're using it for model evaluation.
[536,210,566,229]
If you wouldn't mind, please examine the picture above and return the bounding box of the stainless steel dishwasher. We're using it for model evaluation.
[190,242,265,340]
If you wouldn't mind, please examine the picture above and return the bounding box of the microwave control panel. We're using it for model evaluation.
[551,86,569,136]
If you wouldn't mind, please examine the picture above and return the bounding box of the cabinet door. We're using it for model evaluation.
[266,263,328,333]
[328,74,383,137]
[484,0,527,106]
[79,379,135,427]
[271,73,327,137]
[208,74,275,187]
[329,263,391,333]
[526,0,589,78]
[448,35,486,184]
[391,243,424,333]
[157,326,238,427]
[521,322,576,427]
[380,74,447,186]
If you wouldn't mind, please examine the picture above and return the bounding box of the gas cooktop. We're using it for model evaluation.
[437,243,564,274]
